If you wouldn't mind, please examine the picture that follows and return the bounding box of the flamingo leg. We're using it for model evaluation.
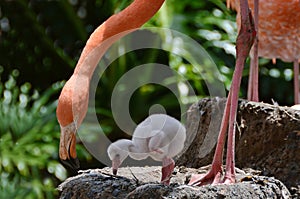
[294,59,300,104]
[189,0,256,186]
[223,0,256,184]
[223,56,246,183]
[247,0,259,102]
[161,157,175,185]
[189,91,231,186]
[247,57,254,100]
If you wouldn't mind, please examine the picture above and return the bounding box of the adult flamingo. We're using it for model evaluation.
[57,0,256,186]
[227,0,300,104]
[189,0,256,185]
[57,0,165,170]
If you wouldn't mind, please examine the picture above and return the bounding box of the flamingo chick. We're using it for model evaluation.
[107,114,186,185]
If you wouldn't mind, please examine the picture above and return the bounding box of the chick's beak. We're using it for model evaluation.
[112,156,121,175]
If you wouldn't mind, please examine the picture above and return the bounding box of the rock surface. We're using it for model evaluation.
[177,98,300,192]
[58,166,291,199]
[58,98,300,198]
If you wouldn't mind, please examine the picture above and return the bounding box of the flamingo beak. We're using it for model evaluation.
[59,128,80,171]
[112,156,121,175]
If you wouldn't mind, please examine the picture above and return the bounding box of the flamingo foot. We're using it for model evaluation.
[188,166,237,186]
[188,165,223,186]
[223,170,236,184]
[223,176,235,184]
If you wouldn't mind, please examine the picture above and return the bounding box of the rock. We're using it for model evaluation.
[177,98,300,190]
[58,166,291,199]
[58,97,300,198]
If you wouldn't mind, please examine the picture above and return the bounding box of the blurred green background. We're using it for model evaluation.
[0,0,296,198]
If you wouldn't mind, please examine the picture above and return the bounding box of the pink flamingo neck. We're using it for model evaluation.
[73,0,165,78]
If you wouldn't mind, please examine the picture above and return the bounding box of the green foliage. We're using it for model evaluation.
[0,68,66,198]
[0,1,297,197]
[92,1,239,138]
[0,0,130,90]
[151,0,238,90]
[0,1,295,102]
[151,0,295,105]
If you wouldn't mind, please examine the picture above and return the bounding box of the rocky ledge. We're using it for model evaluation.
[58,98,300,198]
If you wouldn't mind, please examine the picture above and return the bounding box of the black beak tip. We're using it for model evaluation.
[61,157,80,174]
[113,169,117,175]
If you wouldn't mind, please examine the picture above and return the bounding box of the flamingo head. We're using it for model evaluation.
[57,75,90,172]
[107,139,132,175]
